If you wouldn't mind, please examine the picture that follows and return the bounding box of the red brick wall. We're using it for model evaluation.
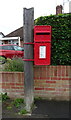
[1,72,24,98]
[0,66,71,100]
[34,66,71,100]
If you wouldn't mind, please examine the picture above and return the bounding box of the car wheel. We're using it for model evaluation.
[0,56,6,64]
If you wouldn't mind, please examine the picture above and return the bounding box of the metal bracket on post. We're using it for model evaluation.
[23,59,34,61]
[23,42,34,45]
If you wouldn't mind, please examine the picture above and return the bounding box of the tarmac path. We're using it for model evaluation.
[32,99,70,119]
[2,99,70,120]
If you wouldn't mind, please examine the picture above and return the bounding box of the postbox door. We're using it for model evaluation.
[34,43,51,65]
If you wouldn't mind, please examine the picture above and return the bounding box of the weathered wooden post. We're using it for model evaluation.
[23,8,34,112]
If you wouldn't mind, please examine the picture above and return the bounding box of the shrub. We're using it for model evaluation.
[19,109,28,114]
[13,98,24,108]
[1,93,10,101]
[3,57,24,72]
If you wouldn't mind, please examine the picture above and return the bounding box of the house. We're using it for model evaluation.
[3,27,23,46]
[0,37,21,45]
[0,32,5,44]
[69,1,71,13]
[0,32,5,38]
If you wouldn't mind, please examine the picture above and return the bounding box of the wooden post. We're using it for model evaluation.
[23,8,34,112]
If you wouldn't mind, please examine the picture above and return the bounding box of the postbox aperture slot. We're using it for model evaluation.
[36,32,50,35]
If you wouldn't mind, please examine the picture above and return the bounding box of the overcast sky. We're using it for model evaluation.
[0,0,70,35]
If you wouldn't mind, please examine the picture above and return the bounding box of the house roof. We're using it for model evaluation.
[0,32,5,37]
[5,27,23,40]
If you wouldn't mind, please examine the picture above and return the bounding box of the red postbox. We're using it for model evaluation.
[34,25,51,65]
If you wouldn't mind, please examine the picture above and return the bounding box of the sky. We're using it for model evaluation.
[0,0,70,35]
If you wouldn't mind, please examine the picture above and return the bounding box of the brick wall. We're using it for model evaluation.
[34,66,71,100]
[1,72,24,98]
[0,66,71,100]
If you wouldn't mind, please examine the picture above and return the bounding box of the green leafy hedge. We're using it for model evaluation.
[35,14,71,65]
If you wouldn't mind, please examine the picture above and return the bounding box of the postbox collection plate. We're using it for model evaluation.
[34,43,51,65]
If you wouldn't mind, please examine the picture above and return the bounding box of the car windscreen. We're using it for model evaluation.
[13,46,24,51]
[0,45,14,50]
[0,46,2,50]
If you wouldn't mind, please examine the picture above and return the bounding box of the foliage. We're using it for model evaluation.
[3,57,24,72]
[1,93,10,101]
[7,105,12,110]
[34,97,42,101]
[35,14,71,65]
[0,56,6,64]
[12,98,24,108]
[19,109,28,114]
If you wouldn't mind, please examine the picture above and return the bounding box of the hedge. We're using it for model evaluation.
[35,14,71,65]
